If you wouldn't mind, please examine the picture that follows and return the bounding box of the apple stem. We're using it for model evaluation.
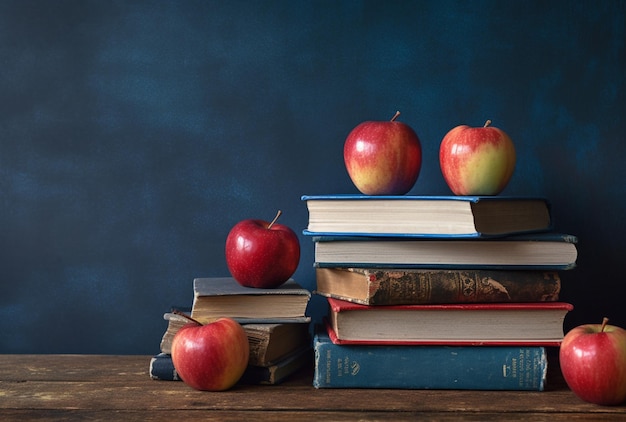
[484,120,492,128]
[267,210,282,229]
[391,111,401,122]
[601,317,609,332]
[172,309,203,326]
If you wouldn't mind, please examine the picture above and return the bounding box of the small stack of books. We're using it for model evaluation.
[302,194,577,391]
[149,277,312,385]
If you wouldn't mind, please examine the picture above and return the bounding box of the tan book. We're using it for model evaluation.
[191,277,310,322]
[315,267,561,306]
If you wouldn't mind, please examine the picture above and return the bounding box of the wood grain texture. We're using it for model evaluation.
[1,354,625,420]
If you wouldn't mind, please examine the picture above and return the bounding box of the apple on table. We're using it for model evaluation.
[343,111,422,195]
[171,313,250,391]
[439,120,516,196]
[225,210,300,289]
[559,317,626,405]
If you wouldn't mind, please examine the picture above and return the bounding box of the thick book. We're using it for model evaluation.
[160,312,310,366]
[302,194,552,238]
[312,232,578,270]
[191,277,311,323]
[315,267,561,305]
[149,347,311,385]
[239,347,312,385]
[313,325,548,390]
[326,297,573,346]
[244,322,311,366]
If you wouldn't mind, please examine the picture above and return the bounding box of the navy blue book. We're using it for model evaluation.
[149,353,181,381]
[313,325,548,391]
[302,194,552,238]
[312,232,578,270]
[150,347,311,385]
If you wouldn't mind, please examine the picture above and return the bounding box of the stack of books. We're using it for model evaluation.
[302,194,577,391]
[149,277,312,385]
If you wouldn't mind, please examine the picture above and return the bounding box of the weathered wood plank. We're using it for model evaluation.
[1,378,622,415]
[1,354,626,419]
[0,354,162,383]
[0,410,624,422]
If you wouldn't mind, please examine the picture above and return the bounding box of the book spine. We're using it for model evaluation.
[318,268,561,305]
[247,335,272,367]
[149,354,180,381]
[313,334,547,390]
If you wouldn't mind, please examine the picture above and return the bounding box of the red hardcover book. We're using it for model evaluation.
[326,297,573,346]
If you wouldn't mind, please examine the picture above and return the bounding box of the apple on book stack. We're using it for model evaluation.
[150,277,312,385]
[302,194,577,390]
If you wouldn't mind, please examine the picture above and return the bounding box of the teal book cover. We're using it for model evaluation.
[313,325,548,391]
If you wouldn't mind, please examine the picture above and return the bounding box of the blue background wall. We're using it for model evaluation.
[1,0,624,354]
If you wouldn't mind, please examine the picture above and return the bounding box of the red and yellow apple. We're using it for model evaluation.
[343,111,422,195]
[439,120,516,196]
[225,210,300,289]
[171,316,250,391]
[559,317,626,405]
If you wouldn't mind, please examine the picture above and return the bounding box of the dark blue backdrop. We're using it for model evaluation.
[1,0,624,354]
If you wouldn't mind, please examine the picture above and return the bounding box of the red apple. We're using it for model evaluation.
[225,210,300,288]
[171,315,249,391]
[439,120,516,196]
[559,317,626,405]
[343,111,422,195]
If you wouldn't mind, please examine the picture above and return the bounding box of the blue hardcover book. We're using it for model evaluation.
[312,232,578,270]
[313,325,548,391]
[302,194,552,238]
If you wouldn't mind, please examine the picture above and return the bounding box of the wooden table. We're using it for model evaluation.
[1,354,625,420]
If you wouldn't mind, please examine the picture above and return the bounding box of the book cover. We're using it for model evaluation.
[194,277,310,297]
[302,194,552,238]
[312,232,578,270]
[313,325,548,390]
[150,347,311,385]
[327,297,573,346]
[191,277,311,322]
[315,267,561,305]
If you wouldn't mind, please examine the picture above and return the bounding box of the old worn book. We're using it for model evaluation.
[160,312,310,366]
[191,277,311,323]
[244,322,311,366]
[302,194,552,237]
[313,324,548,390]
[326,297,573,346]
[312,232,578,270]
[315,267,561,305]
[159,307,191,354]
[238,347,312,385]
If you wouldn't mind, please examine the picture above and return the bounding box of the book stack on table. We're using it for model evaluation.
[149,277,312,385]
[302,194,577,391]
